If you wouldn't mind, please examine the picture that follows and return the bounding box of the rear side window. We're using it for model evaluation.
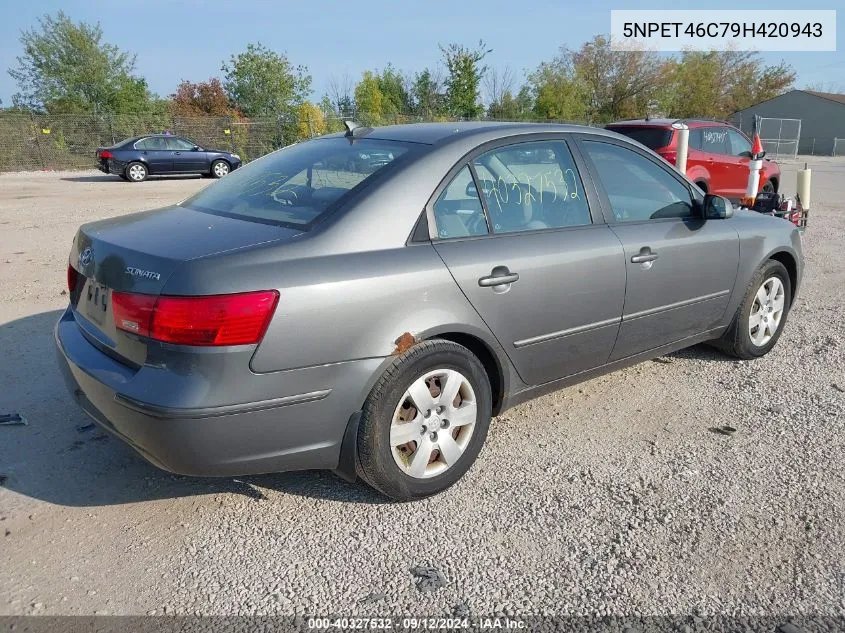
[582,141,694,222]
[700,127,730,154]
[432,166,488,239]
[473,141,591,233]
[606,126,673,151]
[689,129,702,150]
[136,137,167,150]
[181,138,414,228]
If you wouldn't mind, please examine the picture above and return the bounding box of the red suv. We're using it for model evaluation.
[605,119,780,200]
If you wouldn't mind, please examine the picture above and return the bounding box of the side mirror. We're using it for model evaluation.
[702,194,733,219]
[738,150,752,158]
[193,145,201,151]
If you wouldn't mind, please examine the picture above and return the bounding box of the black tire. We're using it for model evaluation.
[716,259,791,359]
[762,179,776,194]
[695,180,708,194]
[358,340,492,501]
[210,159,230,178]
[125,162,148,183]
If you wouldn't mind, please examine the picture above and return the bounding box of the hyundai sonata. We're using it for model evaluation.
[57,122,803,500]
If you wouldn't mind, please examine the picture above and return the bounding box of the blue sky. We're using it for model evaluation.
[1,0,842,106]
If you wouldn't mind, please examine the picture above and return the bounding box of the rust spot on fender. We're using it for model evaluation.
[393,332,418,355]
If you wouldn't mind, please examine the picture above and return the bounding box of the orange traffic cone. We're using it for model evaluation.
[741,119,766,208]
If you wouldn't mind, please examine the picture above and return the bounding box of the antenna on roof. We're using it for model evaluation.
[344,120,373,140]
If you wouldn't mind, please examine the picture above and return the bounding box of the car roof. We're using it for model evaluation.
[322,121,611,146]
[608,118,734,129]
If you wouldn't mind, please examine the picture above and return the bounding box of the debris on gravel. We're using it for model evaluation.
[410,566,447,592]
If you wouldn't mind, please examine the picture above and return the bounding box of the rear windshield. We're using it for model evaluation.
[606,126,673,150]
[181,137,415,229]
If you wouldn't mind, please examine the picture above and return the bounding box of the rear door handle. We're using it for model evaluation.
[478,266,519,287]
[631,248,659,264]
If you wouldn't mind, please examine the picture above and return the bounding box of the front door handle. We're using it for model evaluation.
[631,248,659,264]
[479,266,519,287]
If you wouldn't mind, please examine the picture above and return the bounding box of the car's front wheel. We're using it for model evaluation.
[716,259,791,359]
[358,340,492,501]
[125,162,148,183]
[210,160,230,178]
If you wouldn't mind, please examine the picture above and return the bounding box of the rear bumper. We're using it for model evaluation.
[55,307,382,477]
[98,159,126,175]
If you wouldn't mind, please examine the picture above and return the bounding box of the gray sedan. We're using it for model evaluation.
[56,122,803,500]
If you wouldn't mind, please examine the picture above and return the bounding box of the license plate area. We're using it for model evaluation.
[83,280,110,326]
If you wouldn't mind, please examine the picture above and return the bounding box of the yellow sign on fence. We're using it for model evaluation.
[41,129,51,134]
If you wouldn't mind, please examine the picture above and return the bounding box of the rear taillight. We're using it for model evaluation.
[659,150,677,165]
[98,150,114,159]
[67,265,78,292]
[112,290,279,346]
[112,292,157,337]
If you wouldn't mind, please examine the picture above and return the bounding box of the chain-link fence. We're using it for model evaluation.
[0,111,592,172]
[757,117,801,159]
[0,112,319,171]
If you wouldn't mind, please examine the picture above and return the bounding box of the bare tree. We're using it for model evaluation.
[483,66,515,108]
[327,71,354,116]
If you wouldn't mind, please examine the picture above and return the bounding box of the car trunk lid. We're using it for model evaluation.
[69,205,304,366]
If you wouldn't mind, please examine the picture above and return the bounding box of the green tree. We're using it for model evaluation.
[221,43,311,117]
[663,51,794,119]
[412,68,446,118]
[487,88,534,120]
[8,11,154,113]
[354,71,385,124]
[377,65,412,116]
[440,41,491,118]
[529,56,588,121]
[566,35,664,123]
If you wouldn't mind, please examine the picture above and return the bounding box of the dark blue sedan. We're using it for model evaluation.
[96,134,241,182]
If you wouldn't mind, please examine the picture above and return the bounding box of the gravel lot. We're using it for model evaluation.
[1,162,844,619]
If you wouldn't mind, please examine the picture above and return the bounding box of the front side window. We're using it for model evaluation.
[181,137,414,228]
[727,129,752,156]
[166,137,196,151]
[473,141,591,233]
[432,166,488,239]
[582,141,694,222]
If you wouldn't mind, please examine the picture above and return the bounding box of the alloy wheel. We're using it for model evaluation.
[128,164,146,181]
[749,276,785,346]
[390,368,477,479]
[213,162,230,177]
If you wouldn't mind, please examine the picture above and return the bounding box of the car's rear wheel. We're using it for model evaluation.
[358,340,492,501]
[716,259,791,359]
[695,180,708,193]
[762,179,776,194]
[211,160,230,178]
[126,162,148,183]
